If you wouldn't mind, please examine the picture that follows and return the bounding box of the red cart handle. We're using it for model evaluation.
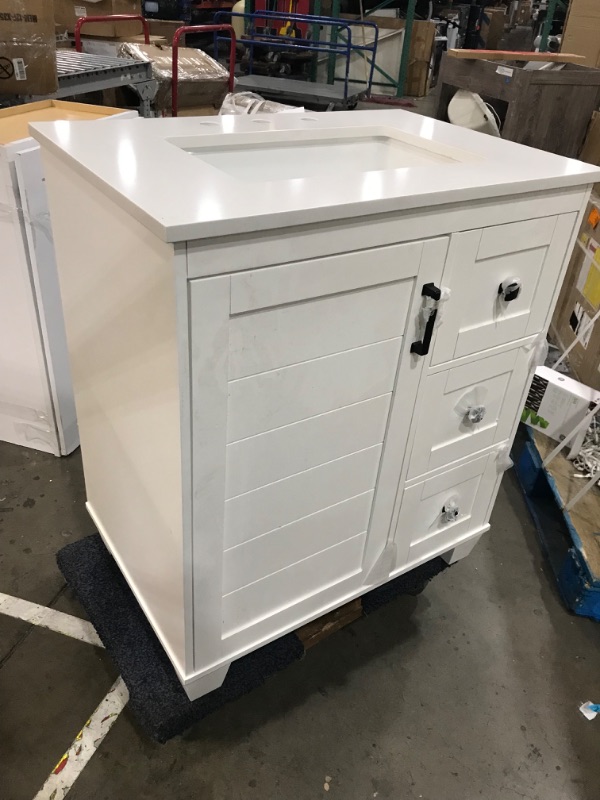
[172,25,237,117]
[74,15,150,52]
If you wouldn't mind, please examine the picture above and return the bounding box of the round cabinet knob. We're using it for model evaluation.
[466,404,486,424]
[441,501,460,524]
[498,277,522,302]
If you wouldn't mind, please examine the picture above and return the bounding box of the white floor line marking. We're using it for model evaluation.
[0,592,103,648]
[34,677,129,800]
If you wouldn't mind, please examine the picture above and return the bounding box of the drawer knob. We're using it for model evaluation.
[441,500,460,524]
[498,277,522,302]
[466,404,486,424]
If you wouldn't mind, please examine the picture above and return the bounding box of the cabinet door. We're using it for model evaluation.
[432,214,577,365]
[189,238,447,664]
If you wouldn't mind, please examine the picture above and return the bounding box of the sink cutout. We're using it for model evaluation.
[168,126,471,183]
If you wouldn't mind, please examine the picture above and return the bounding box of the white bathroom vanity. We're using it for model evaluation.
[30,110,600,699]
[0,101,134,455]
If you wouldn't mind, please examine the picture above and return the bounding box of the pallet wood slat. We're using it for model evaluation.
[297,599,363,649]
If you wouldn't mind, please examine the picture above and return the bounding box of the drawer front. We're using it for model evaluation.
[432,213,577,365]
[407,342,535,479]
[395,450,503,568]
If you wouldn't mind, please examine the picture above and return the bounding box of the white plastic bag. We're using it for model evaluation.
[219,91,304,115]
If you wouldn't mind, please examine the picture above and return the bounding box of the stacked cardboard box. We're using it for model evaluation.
[147,18,185,45]
[551,194,600,391]
[0,0,57,95]
[54,0,142,38]
[561,0,600,68]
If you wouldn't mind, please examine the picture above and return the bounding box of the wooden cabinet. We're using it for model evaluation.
[31,111,598,701]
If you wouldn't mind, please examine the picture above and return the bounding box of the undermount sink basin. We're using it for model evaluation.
[168,125,473,183]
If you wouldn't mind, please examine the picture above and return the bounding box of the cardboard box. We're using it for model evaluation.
[406,19,436,97]
[55,23,72,48]
[561,0,600,67]
[81,33,167,56]
[0,0,57,95]
[341,16,435,97]
[147,18,185,45]
[522,366,600,456]
[479,7,505,51]
[119,41,229,111]
[580,111,600,194]
[177,105,220,117]
[551,195,600,391]
[515,1,532,26]
[54,0,142,37]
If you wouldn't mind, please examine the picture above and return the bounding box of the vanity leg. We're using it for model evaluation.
[442,534,483,565]
[184,663,231,701]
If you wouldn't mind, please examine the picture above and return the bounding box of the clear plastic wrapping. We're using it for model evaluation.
[0,0,57,96]
[219,91,303,115]
[119,42,229,111]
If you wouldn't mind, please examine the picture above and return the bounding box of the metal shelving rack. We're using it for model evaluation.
[539,0,568,53]
[242,0,419,99]
[217,8,379,106]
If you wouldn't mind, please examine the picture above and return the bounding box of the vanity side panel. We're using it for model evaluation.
[39,149,187,677]
[0,148,59,454]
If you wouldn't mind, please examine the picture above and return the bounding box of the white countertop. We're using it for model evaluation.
[30,110,600,243]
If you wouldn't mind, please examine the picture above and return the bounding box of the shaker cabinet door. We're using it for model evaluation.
[189,237,448,662]
[432,213,577,365]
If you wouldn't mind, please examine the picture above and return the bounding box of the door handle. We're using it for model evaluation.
[411,282,442,357]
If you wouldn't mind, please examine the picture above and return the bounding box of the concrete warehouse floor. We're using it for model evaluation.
[2,440,600,800]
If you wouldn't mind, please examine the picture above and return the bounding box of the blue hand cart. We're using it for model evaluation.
[213,10,379,109]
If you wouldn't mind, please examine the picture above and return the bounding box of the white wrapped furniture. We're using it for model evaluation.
[0,100,134,455]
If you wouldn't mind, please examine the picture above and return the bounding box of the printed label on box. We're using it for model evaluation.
[12,58,26,81]
[583,264,600,309]
[586,235,599,258]
[569,302,594,349]
[580,311,593,348]
[576,261,589,294]
[496,66,513,77]
[74,6,87,16]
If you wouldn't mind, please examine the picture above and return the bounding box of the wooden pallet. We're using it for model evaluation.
[297,599,363,649]
[512,425,600,620]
